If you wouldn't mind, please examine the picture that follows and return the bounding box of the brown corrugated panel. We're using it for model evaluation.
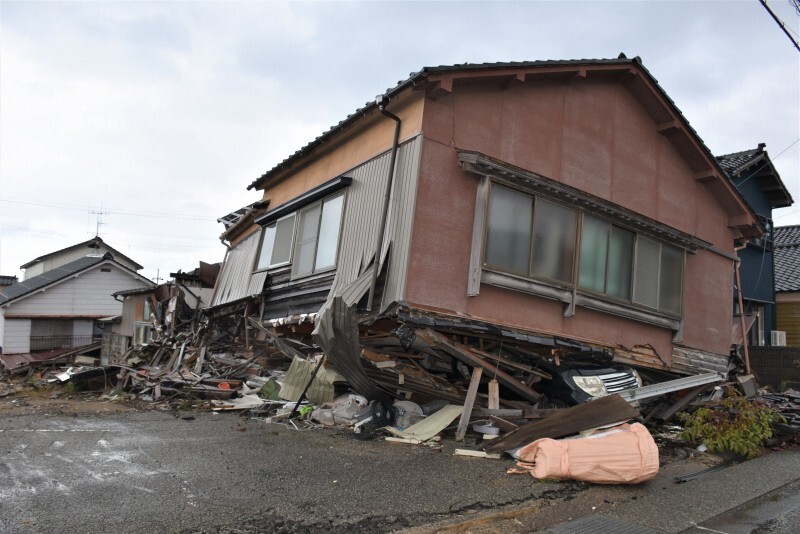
[777,302,800,347]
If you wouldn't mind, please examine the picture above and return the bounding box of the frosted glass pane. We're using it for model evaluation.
[532,198,577,283]
[315,194,344,270]
[579,216,609,292]
[607,226,634,299]
[634,237,660,308]
[271,216,295,265]
[293,204,321,277]
[255,225,276,271]
[659,245,683,315]
[485,184,532,274]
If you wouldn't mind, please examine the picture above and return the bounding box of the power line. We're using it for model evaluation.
[759,0,800,52]
[0,197,218,222]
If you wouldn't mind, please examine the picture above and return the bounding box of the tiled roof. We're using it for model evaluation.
[716,145,793,209]
[19,236,143,271]
[0,255,107,306]
[775,225,800,246]
[716,147,766,176]
[247,55,717,192]
[774,226,800,292]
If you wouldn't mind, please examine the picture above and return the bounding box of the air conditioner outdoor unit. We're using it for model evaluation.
[770,330,787,347]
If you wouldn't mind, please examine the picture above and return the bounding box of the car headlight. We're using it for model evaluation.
[573,376,608,397]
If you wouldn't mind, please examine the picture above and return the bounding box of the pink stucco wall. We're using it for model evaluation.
[405,77,735,357]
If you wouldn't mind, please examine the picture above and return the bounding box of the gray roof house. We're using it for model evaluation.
[19,236,143,281]
[0,253,152,354]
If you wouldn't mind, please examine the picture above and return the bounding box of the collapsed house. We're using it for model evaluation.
[208,55,761,396]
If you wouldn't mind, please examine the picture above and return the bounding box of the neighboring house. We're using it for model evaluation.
[0,276,18,290]
[0,253,152,354]
[103,262,220,362]
[774,225,800,347]
[20,236,142,281]
[717,144,793,346]
[212,56,762,377]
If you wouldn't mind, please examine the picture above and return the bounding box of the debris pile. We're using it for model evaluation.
[3,300,797,482]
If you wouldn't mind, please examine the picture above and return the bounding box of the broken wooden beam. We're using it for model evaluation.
[484,394,640,453]
[416,328,541,402]
[456,366,484,441]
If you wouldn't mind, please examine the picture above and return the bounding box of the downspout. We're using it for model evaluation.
[367,95,402,311]
[734,244,751,374]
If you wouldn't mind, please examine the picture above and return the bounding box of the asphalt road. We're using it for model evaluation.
[0,411,566,533]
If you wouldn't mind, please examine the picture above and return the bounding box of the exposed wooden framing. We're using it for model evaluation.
[416,328,541,402]
[456,366,484,442]
[470,346,552,379]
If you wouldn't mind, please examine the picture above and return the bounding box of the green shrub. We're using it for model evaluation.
[680,388,785,459]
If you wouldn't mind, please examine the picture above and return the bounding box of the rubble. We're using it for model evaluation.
[2,295,797,483]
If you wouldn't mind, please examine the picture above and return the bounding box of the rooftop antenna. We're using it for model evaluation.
[89,209,108,238]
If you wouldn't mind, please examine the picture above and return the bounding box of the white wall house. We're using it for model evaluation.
[0,254,152,354]
[20,236,143,281]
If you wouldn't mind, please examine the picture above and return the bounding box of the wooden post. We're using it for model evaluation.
[456,366,483,442]
[488,379,499,410]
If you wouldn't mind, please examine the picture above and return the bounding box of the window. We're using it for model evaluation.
[482,182,685,318]
[292,193,344,277]
[484,183,577,284]
[579,216,634,300]
[133,322,154,347]
[253,191,345,277]
[255,215,296,271]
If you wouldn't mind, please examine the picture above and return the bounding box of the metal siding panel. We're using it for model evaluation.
[211,232,264,307]
[383,135,422,308]
[330,135,421,310]
[3,318,32,354]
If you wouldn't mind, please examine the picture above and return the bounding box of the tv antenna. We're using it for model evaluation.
[89,209,108,237]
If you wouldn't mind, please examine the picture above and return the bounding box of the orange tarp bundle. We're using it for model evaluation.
[509,422,659,484]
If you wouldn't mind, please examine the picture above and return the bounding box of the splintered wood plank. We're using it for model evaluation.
[484,394,640,453]
[456,366,484,442]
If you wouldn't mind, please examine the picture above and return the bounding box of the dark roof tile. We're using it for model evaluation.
[0,256,107,306]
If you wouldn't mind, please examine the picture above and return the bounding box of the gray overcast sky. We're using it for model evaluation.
[1,0,798,282]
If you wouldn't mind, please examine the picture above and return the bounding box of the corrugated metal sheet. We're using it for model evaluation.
[211,232,267,307]
[331,134,422,310]
[213,134,421,313]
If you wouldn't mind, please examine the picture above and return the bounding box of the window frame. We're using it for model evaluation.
[254,213,297,273]
[291,191,346,279]
[474,177,686,327]
[482,182,578,288]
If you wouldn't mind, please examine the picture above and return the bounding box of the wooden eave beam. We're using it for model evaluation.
[693,170,717,184]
